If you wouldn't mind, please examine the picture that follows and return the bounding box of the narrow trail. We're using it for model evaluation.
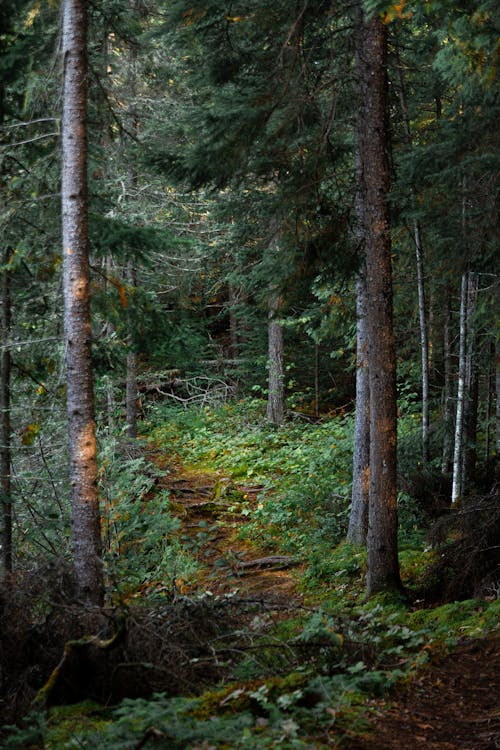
[156,457,304,606]
[349,634,500,750]
[153,454,499,749]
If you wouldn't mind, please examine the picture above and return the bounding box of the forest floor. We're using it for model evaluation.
[349,634,500,750]
[156,454,306,604]
[156,454,500,750]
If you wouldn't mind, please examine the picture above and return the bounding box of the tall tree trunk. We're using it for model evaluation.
[496,335,500,460]
[1,250,12,575]
[395,48,429,466]
[228,280,239,362]
[462,271,478,483]
[415,222,430,466]
[62,0,103,605]
[125,3,139,439]
[348,273,370,546]
[314,342,320,419]
[441,286,453,474]
[451,271,468,505]
[266,292,285,425]
[126,262,138,439]
[0,82,12,577]
[356,3,401,594]
[485,340,494,462]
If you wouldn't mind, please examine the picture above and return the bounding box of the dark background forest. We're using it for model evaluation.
[0,0,498,747]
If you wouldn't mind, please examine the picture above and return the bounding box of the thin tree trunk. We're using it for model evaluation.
[485,340,494,462]
[496,335,500,458]
[441,286,453,474]
[266,292,285,425]
[126,262,138,439]
[1,250,12,575]
[125,5,139,439]
[451,271,468,505]
[415,222,430,466]
[348,273,370,546]
[314,342,320,419]
[395,49,429,466]
[228,280,239,361]
[462,271,478,482]
[356,3,401,594]
[62,0,103,605]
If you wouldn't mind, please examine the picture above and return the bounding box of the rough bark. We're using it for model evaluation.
[266,292,285,425]
[62,0,103,605]
[356,4,401,594]
[451,272,468,505]
[348,274,370,546]
[1,249,12,574]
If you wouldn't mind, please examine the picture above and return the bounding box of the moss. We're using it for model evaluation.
[190,672,309,720]
[408,598,499,642]
[46,701,110,748]
[399,546,439,589]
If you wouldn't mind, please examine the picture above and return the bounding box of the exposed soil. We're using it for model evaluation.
[344,634,500,749]
[158,456,500,750]
[157,457,304,605]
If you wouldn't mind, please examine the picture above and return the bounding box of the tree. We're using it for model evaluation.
[355,1,401,594]
[61,0,103,605]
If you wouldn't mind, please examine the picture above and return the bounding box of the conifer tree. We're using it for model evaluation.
[61,0,103,605]
[355,1,401,594]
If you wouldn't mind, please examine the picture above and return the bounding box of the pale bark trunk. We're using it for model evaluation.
[395,49,429,466]
[266,293,285,425]
[441,286,453,474]
[1,250,12,574]
[451,272,468,505]
[348,273,370,546]
[415,223,430,466]
[462,271,478,482]
[62,0,103,604]
[356,4,401,594]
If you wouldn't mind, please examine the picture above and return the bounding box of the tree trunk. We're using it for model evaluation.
[266,292,285,425]
[395,48,429,466]
[415,221,430,466]
[484,339,495,463]
[126,262,138,439]
[314,342,320,419]
[125,4,139,439]
[62,0,103,605]
[348,273,370,546]
[356,3,401,594]
[1,250,12,575]
[441,286,453,474]
[451,272,468,505]
[462,271,478,483]
[496,334,500,459]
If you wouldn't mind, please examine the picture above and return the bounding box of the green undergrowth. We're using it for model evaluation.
[148,399,354,554]
[3,401,497,749]
[5,589,497,749]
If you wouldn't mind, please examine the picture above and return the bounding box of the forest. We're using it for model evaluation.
[0,0,498,747]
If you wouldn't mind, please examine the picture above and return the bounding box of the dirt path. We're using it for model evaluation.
[347,634,500,750]
[156,456,499,750]
[157,459,304,605]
